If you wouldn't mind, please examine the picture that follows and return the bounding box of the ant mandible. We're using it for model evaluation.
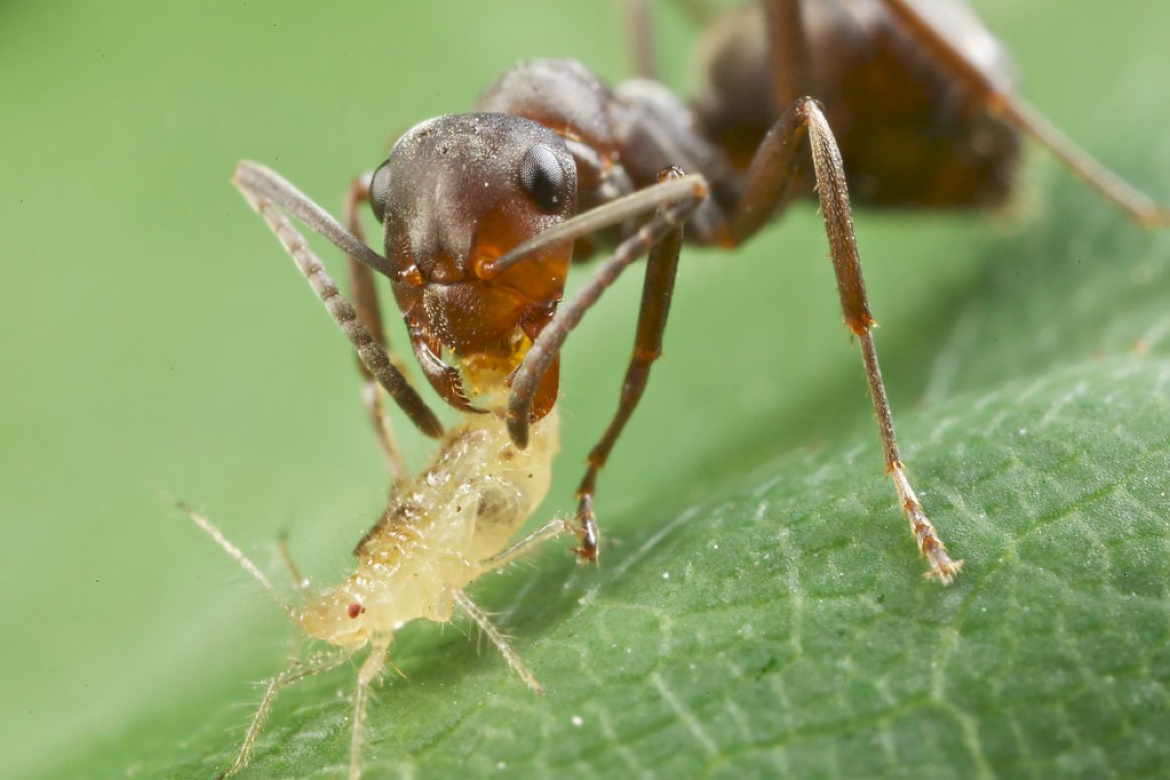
[235,0,1168,587]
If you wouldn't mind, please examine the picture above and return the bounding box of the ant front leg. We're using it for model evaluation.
[572,170,686,562]
[730,97,963,583]
[504,171,707,562]
[343,174,410,487]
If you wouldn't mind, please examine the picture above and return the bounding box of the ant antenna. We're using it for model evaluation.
[168,494,298,621]
[233,161,398,278]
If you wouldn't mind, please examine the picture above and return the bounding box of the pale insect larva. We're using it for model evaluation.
[182,407,569,780]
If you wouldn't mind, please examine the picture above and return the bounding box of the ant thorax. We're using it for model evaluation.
[294,408,560,649]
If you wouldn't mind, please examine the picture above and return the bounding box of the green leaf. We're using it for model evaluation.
[4,2,1169,779]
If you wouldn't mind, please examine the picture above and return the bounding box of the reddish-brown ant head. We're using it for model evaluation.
[372,113,577,379]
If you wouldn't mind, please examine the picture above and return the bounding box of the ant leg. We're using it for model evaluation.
[625,0,657,80]
[234,162,443,438]
[729,98,963,583]
[573,167,686,562]
[450,589,543,693]
[506,176,707,559]
[343,175,409,486]
[661,0,719,25]
[348,637,391,780]
[635,0,761,80]
[763,0,813,111]
[218,648,354,779]
[876,0,1170,227]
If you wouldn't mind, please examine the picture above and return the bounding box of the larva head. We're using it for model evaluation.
[294,590,372,649]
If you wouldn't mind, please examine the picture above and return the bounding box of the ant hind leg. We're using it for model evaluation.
[875,0,1170,227]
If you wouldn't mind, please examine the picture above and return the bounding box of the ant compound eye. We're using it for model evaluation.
[347,603,366,619]
[519,144,567,213]
[369,158,393,224]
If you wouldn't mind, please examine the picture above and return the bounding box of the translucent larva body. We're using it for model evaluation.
[182,407,566,780]
[297,408,560,649]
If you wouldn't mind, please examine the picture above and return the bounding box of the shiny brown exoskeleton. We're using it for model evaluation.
[235,0,1168,587]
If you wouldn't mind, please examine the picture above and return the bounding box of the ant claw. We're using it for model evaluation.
[572,495,601,563]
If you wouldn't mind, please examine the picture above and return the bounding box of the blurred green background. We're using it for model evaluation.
[3,1,1168,778]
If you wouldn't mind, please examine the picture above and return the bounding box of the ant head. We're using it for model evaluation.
[370,113,578,357]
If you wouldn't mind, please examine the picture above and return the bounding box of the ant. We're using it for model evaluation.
[192,156,697,779]
[193,0,1168,776]
[238,0,1167,584]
